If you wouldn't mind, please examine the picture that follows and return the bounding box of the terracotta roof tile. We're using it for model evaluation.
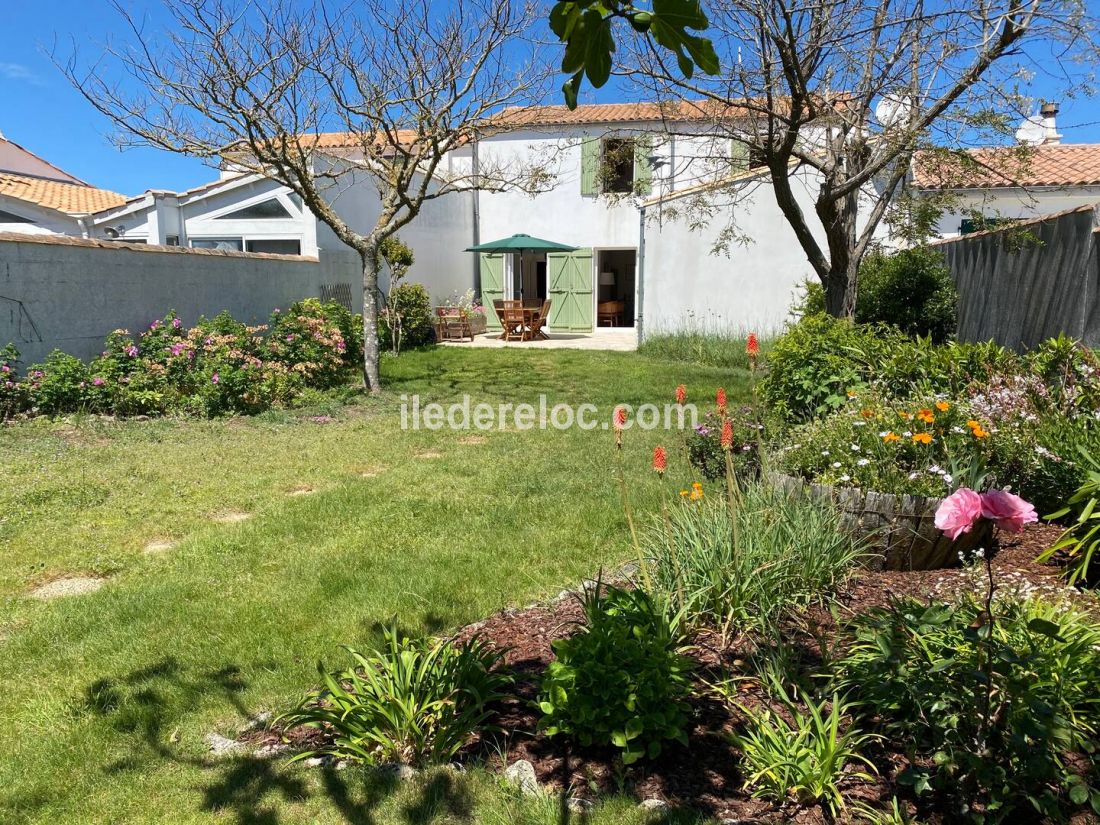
[494,100,739,127]
[914,144,1100,189]
[0,172,128,214]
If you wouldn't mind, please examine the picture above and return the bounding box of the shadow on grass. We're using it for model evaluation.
[71,655,711,825]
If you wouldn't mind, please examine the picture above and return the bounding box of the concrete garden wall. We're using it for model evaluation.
[0,232,355,365]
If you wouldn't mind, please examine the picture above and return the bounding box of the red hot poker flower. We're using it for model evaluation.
[675,384,686,405]
[721,418,734,451]
[652,445,667,475]
[614,406,627,430]
[716,387,728,412]
[746,333,760,357]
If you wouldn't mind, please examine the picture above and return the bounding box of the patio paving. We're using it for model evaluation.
[439,328,638,352]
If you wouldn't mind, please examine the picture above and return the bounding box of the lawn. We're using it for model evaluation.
[0,347,747,825]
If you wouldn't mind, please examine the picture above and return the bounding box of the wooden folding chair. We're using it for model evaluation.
[528,300,552,340]
[501,302,529,341]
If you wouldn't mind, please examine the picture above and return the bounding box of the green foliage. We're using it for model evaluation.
[379,283,434,353]
[857,248,958,343]
[1041,446,1100,584]
[537,582,692,764]
[280,628,511,766]
[799,249,958,343]
[685,408,762,480]
[731,675,877,816]
[25,350,93,415]
[838,594,1100,822]
[548,1,718,108]
[644,483,864,638]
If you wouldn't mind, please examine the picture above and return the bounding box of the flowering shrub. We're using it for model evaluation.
[687,406,762,480]
[378,283,434,352]
[0,344,27,419]
[0,302,360,421]
[266,299,359,388]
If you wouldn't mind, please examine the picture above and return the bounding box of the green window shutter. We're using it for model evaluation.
[730,138,750,173]
[580,137,599,196]
[479,253,505,328]
[547,249,594,331]
[634,135,654,195]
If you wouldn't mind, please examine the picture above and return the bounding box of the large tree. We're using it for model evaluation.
[551,0,1097,317]
[65,0,549,392]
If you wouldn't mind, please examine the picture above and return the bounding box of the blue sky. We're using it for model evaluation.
[3,0,1099,197]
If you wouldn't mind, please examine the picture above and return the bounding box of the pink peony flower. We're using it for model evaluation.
[934,487,983,540]
[980,489,1038,534]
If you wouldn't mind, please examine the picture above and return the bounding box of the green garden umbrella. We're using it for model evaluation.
[465,233,577,253]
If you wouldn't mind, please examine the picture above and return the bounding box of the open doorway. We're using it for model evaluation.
[595,249,636,327]
[511,251,548,303]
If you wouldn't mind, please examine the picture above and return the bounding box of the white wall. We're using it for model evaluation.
[642,166,829,336]
[931,187,1100,238]
[315,161,476,304]
[0,195,83,236]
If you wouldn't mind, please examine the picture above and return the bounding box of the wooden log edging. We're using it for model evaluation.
[767,472,993,571]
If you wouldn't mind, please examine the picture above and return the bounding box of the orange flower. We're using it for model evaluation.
[860,409,874,419]
[898,411,912,420]
[652,445,667,475]
[689,481,704,501]
[679,489,690,498]
[721,419,734,451]
[917,408,935,424]
[746,333,760,357]
[912,432,933,445]
[882,431,900,443]
[675,384,686,405]
[614,406,627,430]
[935,401,950,412]
[716,387,727,412]
[967,419,990,438]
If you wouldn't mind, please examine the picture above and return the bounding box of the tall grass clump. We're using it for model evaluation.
[639,329,771,370]
[644,481,865,639]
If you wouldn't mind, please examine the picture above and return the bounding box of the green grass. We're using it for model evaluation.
[0,347,748,824]
[638,330,771,371]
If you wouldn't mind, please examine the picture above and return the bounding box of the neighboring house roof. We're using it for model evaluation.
[0,135,87,185]
[301,129,422,149]
[0,171,128,215]
[913,144,1100,190]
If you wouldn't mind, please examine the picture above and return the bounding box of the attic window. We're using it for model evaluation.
[216,198,292,220]
[0,208,33,224]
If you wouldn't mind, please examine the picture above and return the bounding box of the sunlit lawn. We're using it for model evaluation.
[0,347,748,824]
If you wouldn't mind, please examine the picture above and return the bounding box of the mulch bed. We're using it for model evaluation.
[447,522,1099,823]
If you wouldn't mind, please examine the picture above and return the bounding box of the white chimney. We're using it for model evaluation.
[1040,102,1062,145]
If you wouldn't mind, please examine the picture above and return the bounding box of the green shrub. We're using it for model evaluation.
[25,350,93,415]
[1041,446,1100,584]
[537,583,692,764]
[731,675,877,817]
[796,248,958,343]
[378,283,434,352]
[644,483,864,639]
[857,248,958,343]
[280,628,511,766]
[837,594,1100,821]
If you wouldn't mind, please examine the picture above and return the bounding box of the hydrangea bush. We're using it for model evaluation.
[0,300,363,420]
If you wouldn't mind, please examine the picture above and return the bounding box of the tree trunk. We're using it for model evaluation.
[822,265,859,319]
[360,244,383,394]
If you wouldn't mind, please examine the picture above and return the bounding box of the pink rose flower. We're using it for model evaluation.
[934,487,983,540]
[980,489,1038,534]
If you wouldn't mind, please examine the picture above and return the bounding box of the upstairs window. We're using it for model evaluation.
[215,198,292,220]
[601,138,636,194]
[580,135,653,196]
